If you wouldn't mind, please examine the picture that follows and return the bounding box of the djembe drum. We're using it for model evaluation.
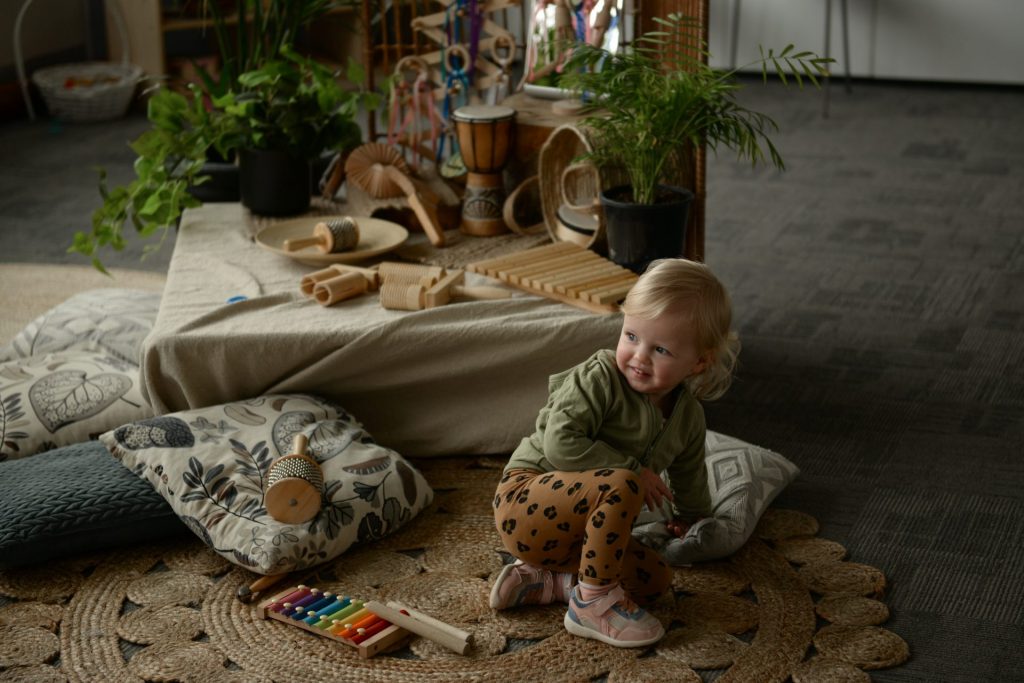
[452,104,516,236]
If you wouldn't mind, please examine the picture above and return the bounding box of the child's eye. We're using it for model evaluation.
[626,332,637,342]
[655,346,671,355]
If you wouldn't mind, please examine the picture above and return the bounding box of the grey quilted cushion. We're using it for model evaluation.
[0,440,185,569]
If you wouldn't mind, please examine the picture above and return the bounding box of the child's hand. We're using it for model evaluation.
[639,467,673,510]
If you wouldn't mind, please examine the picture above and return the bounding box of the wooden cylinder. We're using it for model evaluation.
[284,218,360,253]
[265,434,323,524]
[378,262,445,285]
[313,272,370,306]
[380,282,425,311]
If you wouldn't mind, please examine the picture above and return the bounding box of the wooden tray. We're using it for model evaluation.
[255,216,409,265]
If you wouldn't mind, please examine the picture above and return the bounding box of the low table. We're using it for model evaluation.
[141,203,622,456]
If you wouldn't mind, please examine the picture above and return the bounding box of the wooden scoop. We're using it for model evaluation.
[344,143,446,247]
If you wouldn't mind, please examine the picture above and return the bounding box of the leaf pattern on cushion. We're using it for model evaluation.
[113,417,195,450]
[1,392,30,461]
[271,411,317,456]
[29,370,133,433]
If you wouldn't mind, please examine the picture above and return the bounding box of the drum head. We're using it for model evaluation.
[453,104,516,122]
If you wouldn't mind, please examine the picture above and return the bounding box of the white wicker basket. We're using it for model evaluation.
[31,62,143,122]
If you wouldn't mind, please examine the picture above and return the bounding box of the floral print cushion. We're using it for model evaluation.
[0,288,161,364]
[0,350,153,461]
[99,394,434,575]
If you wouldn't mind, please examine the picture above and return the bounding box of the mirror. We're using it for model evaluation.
[519,0,624,93]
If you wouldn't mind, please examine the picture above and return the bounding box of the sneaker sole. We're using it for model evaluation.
[563,611,664,648]
[488,562,520,609]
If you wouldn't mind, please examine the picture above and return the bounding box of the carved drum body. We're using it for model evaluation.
[452,104,516,236]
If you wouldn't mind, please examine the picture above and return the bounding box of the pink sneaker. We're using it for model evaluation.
[563,584,664,647]
[490,560,560,609]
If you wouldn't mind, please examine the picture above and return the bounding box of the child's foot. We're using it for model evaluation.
[489,560,571,609]
[563,584,664,647]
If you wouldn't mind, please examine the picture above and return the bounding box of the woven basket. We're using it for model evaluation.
[31,61,142,123]
[537,124,626,253]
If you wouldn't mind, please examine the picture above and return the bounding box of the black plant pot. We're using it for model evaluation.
[188,159,240,203]
[238,148,312,216]
[601,184,695,274]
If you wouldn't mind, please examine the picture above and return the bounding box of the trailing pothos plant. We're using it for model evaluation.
[558,13,833,205]
[73,47,378,273]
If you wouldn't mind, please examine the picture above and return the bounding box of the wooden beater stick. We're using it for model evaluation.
[363,600,472,655]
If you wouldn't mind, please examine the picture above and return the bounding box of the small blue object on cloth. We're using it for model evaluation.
[0,440,185,569]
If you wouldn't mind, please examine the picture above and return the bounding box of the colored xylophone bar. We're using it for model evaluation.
[467,242,638,314]
[259,585,410,658]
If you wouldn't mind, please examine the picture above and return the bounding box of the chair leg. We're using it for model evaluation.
[841,0,853,93]
[822,0,832,117]
[729,0,742,70]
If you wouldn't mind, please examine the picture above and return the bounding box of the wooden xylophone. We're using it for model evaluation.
[259,585,473,657]
[259,585,409,658]
[467,242,638,314]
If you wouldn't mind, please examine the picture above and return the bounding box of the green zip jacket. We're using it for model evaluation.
[506,349,712,521]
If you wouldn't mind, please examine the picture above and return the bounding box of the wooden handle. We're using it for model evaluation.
[292,433,308,456]
[283,235,325,252]
[384,166,446,247]
[364,600,471,655]
[452,285,512,301]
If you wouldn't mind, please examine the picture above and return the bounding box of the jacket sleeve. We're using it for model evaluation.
[540,360,642,474]
[667,416,711,520]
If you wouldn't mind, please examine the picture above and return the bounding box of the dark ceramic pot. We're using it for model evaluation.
[238,148,312,216]
[601,184,695,273]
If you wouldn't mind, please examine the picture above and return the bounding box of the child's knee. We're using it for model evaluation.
[591,468,644,507]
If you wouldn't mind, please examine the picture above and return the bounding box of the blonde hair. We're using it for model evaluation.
[621,258,740,400]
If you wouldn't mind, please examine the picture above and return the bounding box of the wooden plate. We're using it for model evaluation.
[255,216,409,265]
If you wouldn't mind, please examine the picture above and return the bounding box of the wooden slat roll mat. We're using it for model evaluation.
[468,242,637,314]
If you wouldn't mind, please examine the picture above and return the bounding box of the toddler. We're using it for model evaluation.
[490,258,739,647]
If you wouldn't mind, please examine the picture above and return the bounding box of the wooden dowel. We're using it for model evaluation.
[364,600,471,655]
[237,572,291,603]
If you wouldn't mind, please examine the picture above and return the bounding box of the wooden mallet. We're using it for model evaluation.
[284,217,360,253]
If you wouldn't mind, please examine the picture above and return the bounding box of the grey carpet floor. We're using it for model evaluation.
[1,78,1022,681]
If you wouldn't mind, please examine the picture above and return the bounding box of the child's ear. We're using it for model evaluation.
[693,350,714,375]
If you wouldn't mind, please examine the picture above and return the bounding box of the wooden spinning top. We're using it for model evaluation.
[344,143,446,248]
[265,434,324,524]
[283,218,360,253]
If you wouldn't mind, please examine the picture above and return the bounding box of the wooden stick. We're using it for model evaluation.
[236,572,289,604]
[364,600,472,655]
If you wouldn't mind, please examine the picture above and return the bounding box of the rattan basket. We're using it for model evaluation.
[31,62,143,122]
[538,124,611,251]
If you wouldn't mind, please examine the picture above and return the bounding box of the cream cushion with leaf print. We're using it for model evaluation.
[100,394,434,574]
[1,350,152,461]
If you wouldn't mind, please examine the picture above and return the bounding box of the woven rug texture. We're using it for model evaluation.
[0,456,907,682]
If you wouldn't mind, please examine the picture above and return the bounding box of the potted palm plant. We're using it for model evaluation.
[559,13,831,272]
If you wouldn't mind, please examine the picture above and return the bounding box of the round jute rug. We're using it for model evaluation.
[0,458,909,682]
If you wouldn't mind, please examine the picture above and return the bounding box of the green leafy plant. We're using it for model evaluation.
[559,13,833,205]
[73,48,377,273]
[191,0,349,98]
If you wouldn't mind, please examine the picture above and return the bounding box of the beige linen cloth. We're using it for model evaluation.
[141,203,622,457]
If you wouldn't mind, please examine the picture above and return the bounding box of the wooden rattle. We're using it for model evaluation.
[265,434,324,524]
[283,218,360,253]
[380,269,511,311]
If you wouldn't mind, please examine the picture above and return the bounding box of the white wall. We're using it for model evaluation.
[706,0,1024,85]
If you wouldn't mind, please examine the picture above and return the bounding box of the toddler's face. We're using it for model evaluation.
[615,311,708,406]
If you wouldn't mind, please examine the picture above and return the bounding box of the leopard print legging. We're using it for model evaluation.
[493,467,671,604]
